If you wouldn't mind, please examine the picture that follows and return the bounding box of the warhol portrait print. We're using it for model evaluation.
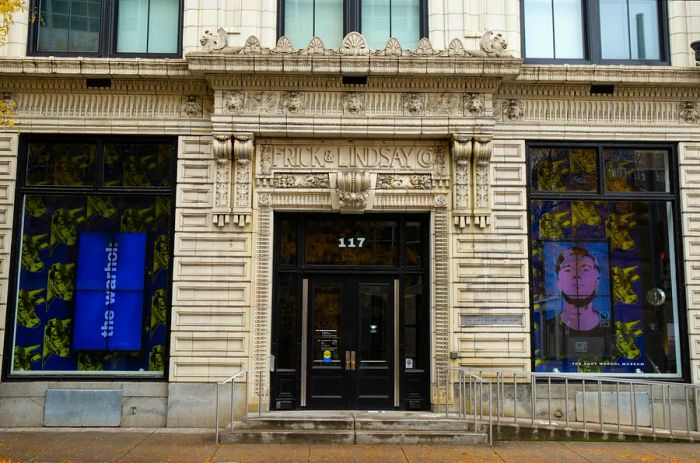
[543,241,612,329]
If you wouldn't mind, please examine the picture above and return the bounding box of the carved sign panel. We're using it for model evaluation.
[257,140,446,174]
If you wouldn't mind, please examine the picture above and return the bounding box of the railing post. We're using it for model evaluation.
[547,377,552,426]
[531,375,536,426]
[650,384,655,437]
[231,378,236,432]
[488,382,493,446]
[564,378,569,429]
[244,371,249,420]
[215,382,220,444]
[582,379,587,432]
[598,380,603,432]
[258,370,262,418]
[667,384,673,437]
[685,387,691,438]
[616,382,621,435]
[513,373,518,426]
[631,383,638,434]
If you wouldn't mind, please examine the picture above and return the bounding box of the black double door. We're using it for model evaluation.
[305,275,396,410]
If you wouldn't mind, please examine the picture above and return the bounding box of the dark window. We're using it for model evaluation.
[279,0,428,49]
[528,143,683,378]
[30,0,182,57]
[522,0,668,64]
[7,136,175,377]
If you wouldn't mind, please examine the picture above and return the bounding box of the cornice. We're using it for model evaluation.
[0,57,189,77]
[517,64,700,86]
[187,31,522,78]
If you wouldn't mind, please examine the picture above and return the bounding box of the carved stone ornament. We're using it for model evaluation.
[472,137,492,228]
[273,173,330,188]
[231,134,254,227]
[225,91,245,113]
[428,93,460,115]
[452,135,472,229]
[275,36,295,54]
[259,145,273,177]
[501,99,524,121]
[257,192,271,207]
[182,95,202,117]
[343,93,365,115]
[473,31,511,58]
[302,37,330,55]
[376,174,431,190]
[331,170,375,213]
[678,102,699,123]
[465,93,485,115]
[340,31,370,56]
[434,194,448,209]
[378,37,402,57]
[197,31,513,58]
[200,27,227,51]
[404,93,425,115]
[212,135,233,227]
[283,91,304,114]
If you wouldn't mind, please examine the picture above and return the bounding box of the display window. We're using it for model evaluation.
[528,144,683,377]
[5,136,174,377]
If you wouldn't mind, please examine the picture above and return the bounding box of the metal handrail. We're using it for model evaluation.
[436,366,493,446]
[215,368,266,444]
[453,367,700,441]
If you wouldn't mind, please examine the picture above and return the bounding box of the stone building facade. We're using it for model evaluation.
[0,0,699,426]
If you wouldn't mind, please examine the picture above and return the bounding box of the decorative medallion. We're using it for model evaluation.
[464,93,485,115]
[343,93,365,115]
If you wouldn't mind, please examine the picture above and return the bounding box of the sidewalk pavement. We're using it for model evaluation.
[0,428,699,463]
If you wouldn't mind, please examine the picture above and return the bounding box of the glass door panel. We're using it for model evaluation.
[312,283,342,367]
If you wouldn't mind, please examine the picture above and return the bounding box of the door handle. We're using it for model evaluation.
[351,351,356,371]
[345,351,351,370]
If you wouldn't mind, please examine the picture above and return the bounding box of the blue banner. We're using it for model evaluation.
[73,232,146,351]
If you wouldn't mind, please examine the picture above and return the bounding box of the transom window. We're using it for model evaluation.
[279,0,427,49]
[522,0,667,64]
[30,0,182,56]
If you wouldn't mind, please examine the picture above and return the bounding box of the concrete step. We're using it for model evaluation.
[233,415,355,431]
[354,417,473,432]
[222,413,488,445]
[355,430,487,445]
[220,429,355,444]
[220,428,487,445]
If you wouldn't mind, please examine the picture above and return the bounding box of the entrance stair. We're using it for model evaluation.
[218,411,488,444]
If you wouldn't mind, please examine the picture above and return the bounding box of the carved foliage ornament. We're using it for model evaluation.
[451,135,493,230]
[232,134,254,227]
[199,31,512,58]
[332,170,374,212]
[212,135,232,227]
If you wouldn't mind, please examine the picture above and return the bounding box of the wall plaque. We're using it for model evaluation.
[460,315,523,326]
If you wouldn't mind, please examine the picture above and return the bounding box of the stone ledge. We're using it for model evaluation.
[0,57,189,77]
[517,64,700,85]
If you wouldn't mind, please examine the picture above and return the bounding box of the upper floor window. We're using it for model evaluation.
[279,0,427,50]
[522,0,668,64]
[30,0,182,57]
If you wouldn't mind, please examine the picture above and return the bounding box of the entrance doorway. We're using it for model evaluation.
[271,214,430,411]
[306,275,396,409]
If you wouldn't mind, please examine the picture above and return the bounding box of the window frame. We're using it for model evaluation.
[277,0,429,46]
[2,134,177,380]
[520,0,670,65]
[27,0,184,58]
[526,141,689,380]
